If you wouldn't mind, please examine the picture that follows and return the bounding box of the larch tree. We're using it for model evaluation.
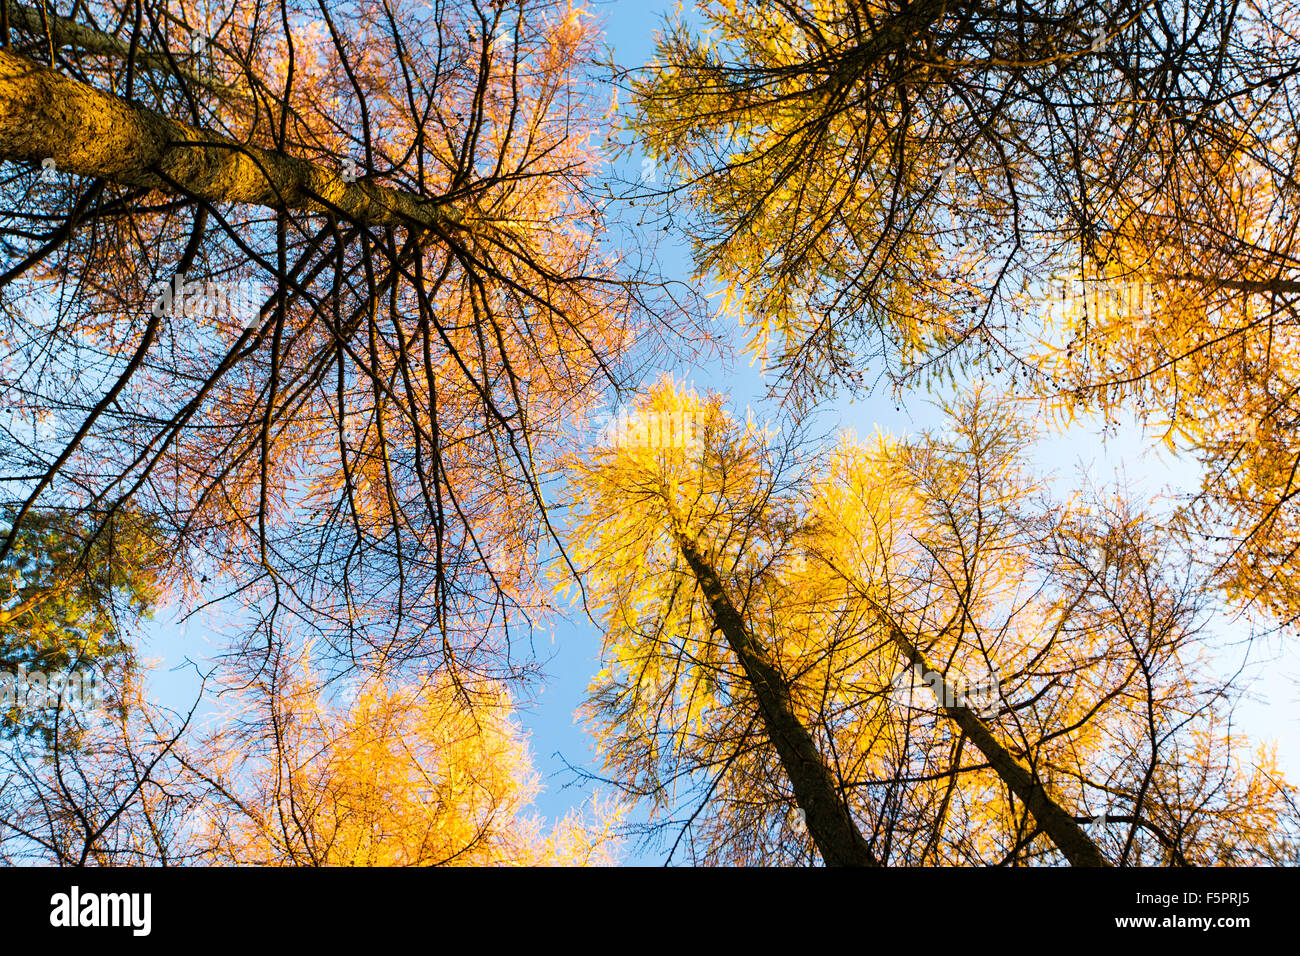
[561,380,1299,865]
[0,641,628,866]
[621,0,1300,643]
[623,0,1297,386]
[5,0,1297,871]
[185,657,624,866]
[0,0,661,864]
[0,657,205,865]
[1029,41,1300,629]
[0,0,649,683]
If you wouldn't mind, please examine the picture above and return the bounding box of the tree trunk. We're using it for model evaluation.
[0,48,459,231]
[880,615,1111,867]
[669,518,879,866]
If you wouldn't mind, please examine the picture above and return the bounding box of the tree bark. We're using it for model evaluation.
[0,48,459,231]
[667,509,879,866]
[872,601,1111,867]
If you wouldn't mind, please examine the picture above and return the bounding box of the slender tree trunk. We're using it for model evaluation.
[879,613,1111,867]
[668,514,879,866]
[0,48,459,231]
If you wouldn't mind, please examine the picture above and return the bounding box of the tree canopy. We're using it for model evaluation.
[562,380,1296,864]
[1,0,1298,868]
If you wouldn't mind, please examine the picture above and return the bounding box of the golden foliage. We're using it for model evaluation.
[561,380,1298,864]
[197,662,623,866]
